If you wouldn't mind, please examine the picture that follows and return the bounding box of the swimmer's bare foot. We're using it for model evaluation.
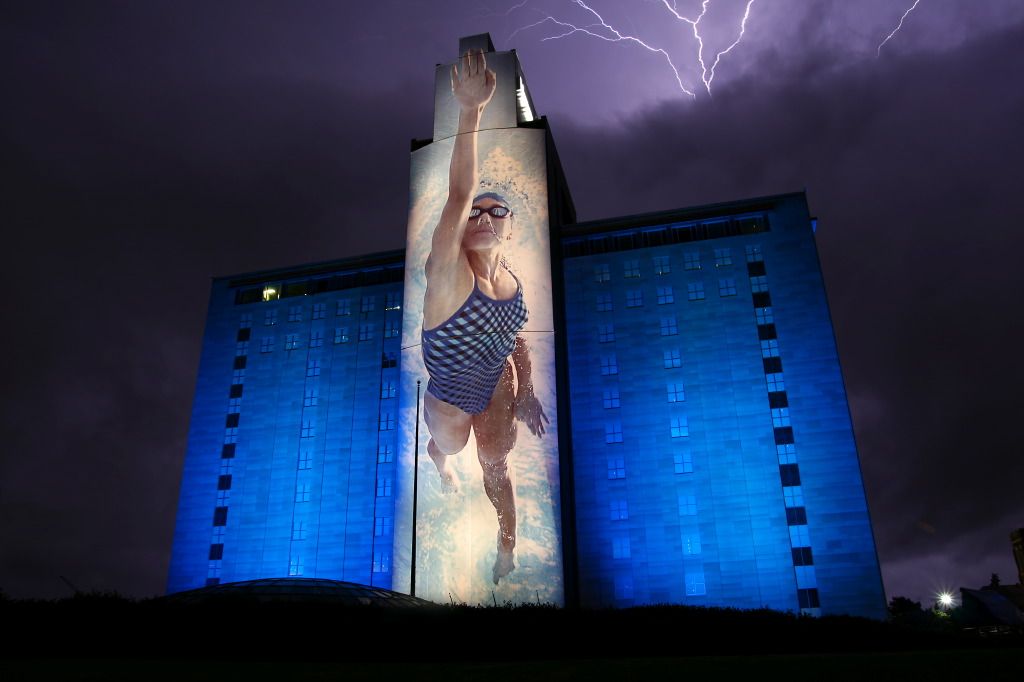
[427,439,459,494]
[493,532,516,584]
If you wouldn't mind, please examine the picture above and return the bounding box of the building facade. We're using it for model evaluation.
[168,34,885,618]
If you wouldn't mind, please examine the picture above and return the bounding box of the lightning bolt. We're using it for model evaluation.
[660,0,755,95]
[877,0,923,57]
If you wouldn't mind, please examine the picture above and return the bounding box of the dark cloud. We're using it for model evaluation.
[1,2,1021,603]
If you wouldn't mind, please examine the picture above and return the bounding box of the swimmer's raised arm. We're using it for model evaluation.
[426,50,496,278]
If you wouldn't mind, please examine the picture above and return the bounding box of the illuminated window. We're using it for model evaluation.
[359,324,374,342]
[777,443,797,464]
[385,292,401,310]
[670,416,689,438]
[626,289,643,307]
[306,360,321,377]
[610,499,628,520]
[361,296,376,313]
[295,484,310,503]
[288,555,304,576]
[684,252,701,271]
[605,421,623,444]
[771,407,790,427]
[312,303,326,320]
[683,532,702,555]
[373,552,390,573]
[309,330,323,348]
[598,324,616,343]
[714,248,733,267]
[612,537,631,559]
[292,520,306,541]
[336,299,351,316]
[264,310,278,326]
[377,443,394,463]
[678,494,697,516]
[687,282,705,301]
[745,244,763,262]
[600,354,618,376]
[685,570,706,596]
[718,278,737,297]
[288,306,302,323]
[334,327,349,344]
[374,516,393,537]
[750,275,769,293]
[239,313,252,329]
[303,386,319,407]
[298,448,312,470]
[667,383,685,403]
[660,316,678,336]
[766,373,785,392]
[602,387,620,409]
[607,456,626,479]
[756,307,774,324]
[783,486,804,508]
[596,293,613,312]
[376,477,392,497]
[262,285,280,302]
[379,412,396,431]
[623,259,640,278]
[381,380,397,399]
[285,333,299,351]
[674,450,693,474]
[260,336,275,353]
[657,285,674,305]
[594,264,610,282]
[663,349,682,369]
[653,255,671,275]
[790,524,811,547]
[384,320,400,338]
[761,340,779,358]
[300,420,315,438]
[223,428,238,444]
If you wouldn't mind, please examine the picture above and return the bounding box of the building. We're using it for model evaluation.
[167,34,886,619]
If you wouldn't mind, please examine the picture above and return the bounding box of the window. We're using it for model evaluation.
[714,248,733,267]
[211,526,226,544]
[381,352,397,368]
[221,443,236,458]
[602,387,620,409]
[687,282,705,301]
[216,490,230,506]
[598,324,616,343]
[745,244,763,262]
[232,356,247,371]
[213,507,228,526]
[610,499,629,520]
[312,303,326,320]
[373,552,390,574]
[747,260,767,277]
[285,333,299,351]
[376,477,392,497]
[385,292,401,310]
[667,382,686,403]
[790,507,809,527]
[766,373,785,392]
[374,516,393,537]
[670,416,689,438]
[612,537,631,559]
[303,386,319,407]
[600,354,618,376]
[718,278,737,297]
[790,524,811,547]
[237,329,251,344]
[596,293,613,312]
[225,413,240,428]
[780,463,801,487]
[625,289,643,307]
[798,588,820,610]
[685,570,706,596]
[783,486,804,508]
[295,483,310,502]
[656,285,674,305]
[377,443,394,463]
[264,309,278,326]
[306,360,321,377]
[761,339,780,358]
[678,494,697,516]
[755,307,774,325]
[300,420,315,438]
[771,407,790,427]
[379,411,396,431]
[288,555,304,576]
[663,349,682,369]
[309,330,323,348]
[336,299,351,316]
[750,275,769,293]
[683,532,702,555]
[777,443,797,464]
[792,546,814,566]
[357,324,373,342]
[223,428,238,444]
[288,306,302,323]
[292,520,307,541]
[260,336,275,353]
[228,397,241,412]
[607,457,626,479]
[384,320,400,338]
[623,259,640,278]
[235,341,249,356]
[239,313,252,329]
[219,458,233,475]
[653,254,671,275]
[660,316,678,336]
[361,296,376,313]
[684,252,701,270]
[380,380,396,399]
[298,448,313,470]
[232,369,245,383]
[605,421,623,444]
[334,327,349,344]
[594,264,610,282]
[674,450,693,474]
[795,566,817,589]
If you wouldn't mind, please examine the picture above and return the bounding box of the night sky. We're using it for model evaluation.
[2,0,1022,606]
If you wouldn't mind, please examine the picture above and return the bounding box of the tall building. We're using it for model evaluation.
[168,34,885,618]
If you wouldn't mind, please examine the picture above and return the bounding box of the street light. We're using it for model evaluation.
[937,591,955,609]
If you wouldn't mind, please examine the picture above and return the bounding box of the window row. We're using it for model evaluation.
[604,416,689,445]
[599,349,683,374]
[594,279,739,311]
[592,247,758,283]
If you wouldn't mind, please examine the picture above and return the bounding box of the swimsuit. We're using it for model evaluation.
[422,269,528,415]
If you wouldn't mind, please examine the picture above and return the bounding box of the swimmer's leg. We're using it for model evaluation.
[424,390,472,494]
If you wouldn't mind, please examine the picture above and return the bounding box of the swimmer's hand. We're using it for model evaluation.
[451,49,496,114]
[514,387,549,437]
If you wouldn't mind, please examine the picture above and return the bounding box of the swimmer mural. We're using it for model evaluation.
[393,47,564,605]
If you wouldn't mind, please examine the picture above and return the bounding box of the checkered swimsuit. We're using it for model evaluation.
[422,271,528,415]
